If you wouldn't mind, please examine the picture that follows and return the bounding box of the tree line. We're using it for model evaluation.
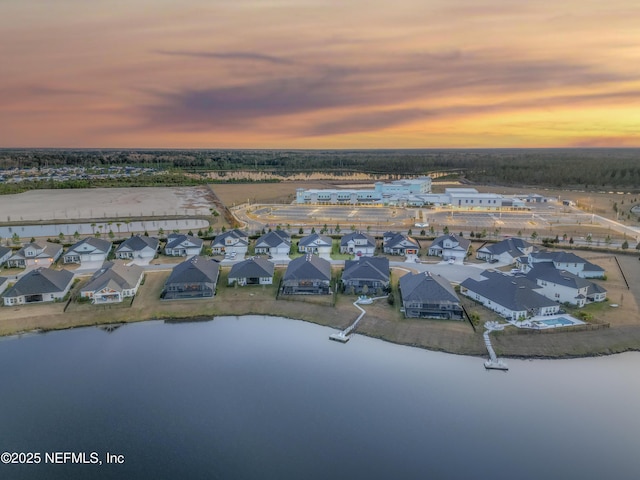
[1,148,640,190]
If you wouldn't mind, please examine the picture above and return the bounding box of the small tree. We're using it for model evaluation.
[387,292,395,306]
[58,232,65,242]
[622,240,629,249]
[531,231,538,242]
[298,227,304,235]
[73,231,80,241]
[407,229,412,236]
[569,237,574,245]
[108,230,115,240]
[158,227,164,237]
[335,224,341,234]
[443,226,449,235]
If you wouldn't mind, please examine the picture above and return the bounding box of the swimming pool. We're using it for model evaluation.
[538,317,579,327]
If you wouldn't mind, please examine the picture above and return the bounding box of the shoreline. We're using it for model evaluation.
[3,299,640,361]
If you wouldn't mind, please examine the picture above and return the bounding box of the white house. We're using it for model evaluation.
[428,234,470,262]
[298,233,332,255]
[525,264,605,307]
[2,268,74,306]
[254,230,291,256]
[519,251,605,279]
[476,238,533,264]
[460,270,560,321]
[115,235,159,261]
[165,234,204,257]
[340,232,376,256]
[6,242,63,268]
[211,229,249,256]
[63,238,112,265]
[79,261,144,304]
[382,232,420,256]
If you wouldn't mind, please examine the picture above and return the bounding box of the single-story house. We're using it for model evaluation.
[460,270,560,321]
[0,277,8,296]
[227,257,275,286]
[254,230,291,256]
[2,267,74,306]
[211,229,249,256]
[0,246,12,267]
[79,261,144,304]
[399,271,463,320]
[342,256,389,295]
[298,233,332,255]
[382,232,420,256]
[165,234,203,257]
[63,237,112,265]
[6,242,63,268]
[518,251,605,279]
[525,263,606,307]
[340,232,376,256]
[476,238,534,264]
[162,256,220,299]
[427,234,470,262]
[281,254,331,295]
[115,235,159,260]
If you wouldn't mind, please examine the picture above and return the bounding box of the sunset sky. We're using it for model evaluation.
[2,0,640,148]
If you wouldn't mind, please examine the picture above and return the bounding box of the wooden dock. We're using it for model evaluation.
[329,295,387,343]
[483,322,509,371]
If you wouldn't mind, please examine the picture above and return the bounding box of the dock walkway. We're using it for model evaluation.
[329,295,388,343]
[483,321,508,370]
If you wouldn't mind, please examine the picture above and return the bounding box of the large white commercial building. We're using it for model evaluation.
[296,180,527,209]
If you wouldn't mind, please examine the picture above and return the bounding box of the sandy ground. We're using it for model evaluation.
[0,186,215,222]
[212,181,331,206]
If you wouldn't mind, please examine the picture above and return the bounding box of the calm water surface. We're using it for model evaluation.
[0,316,639,480]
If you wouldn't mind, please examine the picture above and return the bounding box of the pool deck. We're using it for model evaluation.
[509,314,585,330]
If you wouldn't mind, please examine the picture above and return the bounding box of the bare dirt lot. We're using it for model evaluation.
[0,186,215,222]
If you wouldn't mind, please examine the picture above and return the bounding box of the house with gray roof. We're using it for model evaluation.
[382,232,420,256]
[427,234,470,262]
[63,237,112,265]
[165,233,203,257]
[519,251,605,279]
[476,238,534,264]
[399,272,464,320]
[254,230,291,257]
[342,257,389,295]
[0,246,11,267]
[340,232,376,256]
[282,254,331,295]
[211,229,248,256]
[162,256,220,299]
[399,271,463,320]
[228,257,275,286]
[6,242,63,268]
[0,277,8,296]
[525,263,606,307]
[115,235,159,261]
[79,261,144,304]
[2,267,74,306]
[298,233,332,255]
[460,270,559,321]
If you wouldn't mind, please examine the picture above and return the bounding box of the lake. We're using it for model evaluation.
[0,316,639,480]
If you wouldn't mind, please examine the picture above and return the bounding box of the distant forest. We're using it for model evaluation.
[1,148,640,190]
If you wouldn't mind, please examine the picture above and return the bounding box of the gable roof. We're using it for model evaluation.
[299,233,332,247]
[461,270,557,311]
[383,232,420,249]
[340,232,376,247]
[3,268,74,297]
[478,238,532,257]
[525,263,592,289]
[531,251,604,270]
[80,261,144,293]
[211,229,249,247]
[165,256,219,285]
[429,234,471,251]
[116,235,159,253]
[66,237,112,255]
[228,257,275,280]
[342,257,389,282]
[10,242,63,260]
[284,254,331,282]
[256,230,291,248]
[166,234,204,249]
[399,271,459,305]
